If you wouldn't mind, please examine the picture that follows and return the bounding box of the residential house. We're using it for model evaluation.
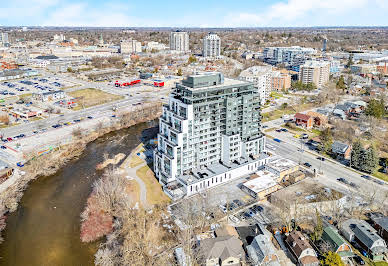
[199,235,245,266]
[285,231,319,266]
[340,219,387,261]
[321,226,353,258]
[370,213,388,242]
[247,235,280,266]
[306,111,328,128]
[331,141,352,160]
[332,108,346,120]
[294,113,313,129]
[235,224,273,249]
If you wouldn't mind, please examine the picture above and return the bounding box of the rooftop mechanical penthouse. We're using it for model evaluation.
[154,72,268,199]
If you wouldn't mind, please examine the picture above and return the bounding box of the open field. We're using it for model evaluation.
[68,88,124,110]
[136,165,170,205]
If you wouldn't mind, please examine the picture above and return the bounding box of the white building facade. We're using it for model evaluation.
[239,66,273,105]
[299,60,330,88]
[154,73,267,199]
[203,33,221,59]
[170,31,189,52]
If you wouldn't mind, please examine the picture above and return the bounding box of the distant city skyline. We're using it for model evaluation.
[0,0,387,27]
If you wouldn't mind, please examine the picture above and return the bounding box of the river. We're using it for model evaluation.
[0,120,158,266]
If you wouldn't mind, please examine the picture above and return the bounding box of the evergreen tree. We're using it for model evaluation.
[336,75,346,90]
[366,99,385,118]
[363,146,378,173]
[351,140,363,170]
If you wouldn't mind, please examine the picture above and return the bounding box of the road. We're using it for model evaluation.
[265,135,388,207]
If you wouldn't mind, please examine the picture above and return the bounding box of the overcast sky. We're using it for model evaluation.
[1,0,387,27]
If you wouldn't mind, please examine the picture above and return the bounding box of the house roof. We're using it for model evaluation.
[300,255,319,265]
[247,235,279,265]
[235,224,272,248]
[294,113,311,121]
[331,141,349,154]
[371,214,388,232]
[200,236,244,262]
[322,226,350,253]
[285,231,316,258]
[352,223,385,251]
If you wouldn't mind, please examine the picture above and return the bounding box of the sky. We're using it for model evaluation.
[0,0,387,27]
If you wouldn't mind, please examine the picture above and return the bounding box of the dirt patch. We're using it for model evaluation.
[96,153,126,170]
[68,88,123,109]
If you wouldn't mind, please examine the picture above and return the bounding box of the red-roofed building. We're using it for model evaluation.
[294,113,313,129]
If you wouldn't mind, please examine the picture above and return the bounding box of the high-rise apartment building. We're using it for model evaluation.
[154,73,268,198]
[299,60,330,88]
[239,66,273,105]
[203,32,221,59]
[120,39,142,54]
[0,32,9,46]
[170,31,189,52]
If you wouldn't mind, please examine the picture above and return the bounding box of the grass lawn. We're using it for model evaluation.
[270,92,283,98]
[68,88,124,109]
[136,165,171,205]
[129,154,144,168]
[372,262,388,266]
[262,109,294,122]
[373,171,388,182]
[310,129,321,136]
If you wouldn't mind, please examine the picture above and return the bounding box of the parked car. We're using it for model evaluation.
[16,162,24,167]
[281,128,288,132]
[273,138,282,143]
[87,116,93,119]
[373,179,384,185]
[317,157,325,161]
[337,178,348,184]
[361,175,371,180]
[252,204,263,212]
[219,204,227,213]
[0,146,6,149]
[233,199,244,207]
[353,255,365,265]
[304,162,312,168]
[229,215,240,224]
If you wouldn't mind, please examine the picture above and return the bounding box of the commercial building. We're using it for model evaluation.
[32,90,66,102]
[154,72,267,199]
[350,64,377,75]
[203,32,221,59]
[120,39,142,54]
[145,41,167,52]
[241,170,281,199]
[239,66,272,105]
[299,60,330,88]
[170,31,189,52]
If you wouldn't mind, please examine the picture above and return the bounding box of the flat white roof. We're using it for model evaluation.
[266,158,298,173]
[242,170,278,193]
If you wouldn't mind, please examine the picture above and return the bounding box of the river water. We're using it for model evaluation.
[0,120,158,266]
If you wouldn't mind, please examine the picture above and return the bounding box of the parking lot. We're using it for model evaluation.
[0,76,77,98]
[169,174,276,228]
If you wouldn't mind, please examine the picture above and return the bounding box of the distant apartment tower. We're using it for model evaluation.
[170,31,189,52]
[154,73,267,197]
[299,60,330,88]
[203,32,221,59]
[120,40,142,54]
[0,32,9,46]
[322,38,327,52]
[239,66,273,105]
[270,70,291,91]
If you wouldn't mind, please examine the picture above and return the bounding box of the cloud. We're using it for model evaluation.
[225,0,384,27]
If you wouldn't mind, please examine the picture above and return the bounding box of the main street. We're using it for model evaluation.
[265,135,388,207]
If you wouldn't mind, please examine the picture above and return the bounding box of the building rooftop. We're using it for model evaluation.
[242,170,278,193]
[180,72,248,91]
[266,157,298,173]
[178,153,269,186]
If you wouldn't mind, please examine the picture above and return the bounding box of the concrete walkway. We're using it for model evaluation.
[125,161,149,208]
